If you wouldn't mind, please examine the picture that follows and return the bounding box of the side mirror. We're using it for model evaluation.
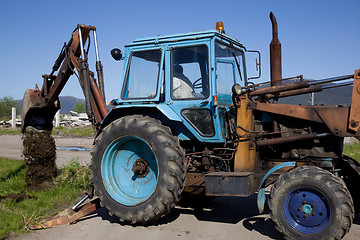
[246,50,261,80]
[111,48,122,61]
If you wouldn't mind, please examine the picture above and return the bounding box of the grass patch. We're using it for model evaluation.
[0,128,21,135]
[0,126,94,137]
[343,142,360,163]
[0,158,90,238]
[52,126,94,137]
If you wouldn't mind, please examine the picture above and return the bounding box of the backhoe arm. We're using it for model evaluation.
[21,25,108,133]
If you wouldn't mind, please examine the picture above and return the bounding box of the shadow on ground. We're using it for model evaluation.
[78,194,285,239]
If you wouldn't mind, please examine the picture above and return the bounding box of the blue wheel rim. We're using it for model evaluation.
[283,187,332,234]
[101,136,159,206]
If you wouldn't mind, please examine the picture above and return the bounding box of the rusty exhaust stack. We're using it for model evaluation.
[270,12,282,86]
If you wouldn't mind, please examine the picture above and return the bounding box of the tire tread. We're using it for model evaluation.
[268,166,354,240]
[90,115,186,224]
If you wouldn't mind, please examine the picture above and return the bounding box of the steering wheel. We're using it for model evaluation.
[193,77,202,89]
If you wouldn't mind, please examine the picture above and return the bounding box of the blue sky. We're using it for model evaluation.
[0,0,359,101]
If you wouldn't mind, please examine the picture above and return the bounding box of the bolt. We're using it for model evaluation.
[351,121,359,128]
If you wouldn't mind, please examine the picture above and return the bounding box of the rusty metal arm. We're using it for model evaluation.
[249,81,309,97]
[22,25,108,132]
[256,133,331,147]
[254,102,354,137]
[265,85,323,99]
[248,74,354,100]
[67,34,108,126]
[349,69,360,132]
[43,26,90,107]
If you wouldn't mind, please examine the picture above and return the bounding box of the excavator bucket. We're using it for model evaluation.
[21,88,60,132]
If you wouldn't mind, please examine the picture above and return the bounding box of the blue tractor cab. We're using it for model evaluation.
[105,27,249,143]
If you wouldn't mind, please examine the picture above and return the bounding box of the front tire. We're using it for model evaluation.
[90,115,186,224]
[268,166,354,240]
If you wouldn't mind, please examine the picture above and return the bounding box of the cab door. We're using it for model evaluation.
[164,43,219,141]
[214,41,247,139]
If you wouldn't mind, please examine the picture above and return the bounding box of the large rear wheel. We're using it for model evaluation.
[268,166,354,240]
[90,115,186,224]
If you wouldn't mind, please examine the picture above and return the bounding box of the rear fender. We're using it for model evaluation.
[257,161,296,213]
[99,104,193,140]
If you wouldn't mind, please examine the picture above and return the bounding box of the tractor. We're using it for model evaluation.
[22,13,360,240]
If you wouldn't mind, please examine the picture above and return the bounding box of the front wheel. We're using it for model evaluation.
[90,115,186,224]
[268,166,354,240]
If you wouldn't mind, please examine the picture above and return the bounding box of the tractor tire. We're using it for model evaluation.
[268,166,354,240]
[90,115,186,224]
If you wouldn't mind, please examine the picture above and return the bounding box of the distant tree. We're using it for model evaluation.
[0,96,19,119]
[73,102,86,113]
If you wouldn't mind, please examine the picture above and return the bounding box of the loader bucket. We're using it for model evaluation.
[21,89,60,132]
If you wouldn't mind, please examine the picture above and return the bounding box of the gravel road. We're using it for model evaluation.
[0,134,359,240]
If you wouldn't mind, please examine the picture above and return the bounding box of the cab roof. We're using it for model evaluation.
[126,29,244,48]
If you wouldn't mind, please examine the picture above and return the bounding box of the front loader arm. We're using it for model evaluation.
[253,69,360,138]
[22,25,108,133]
[349,69,360,132]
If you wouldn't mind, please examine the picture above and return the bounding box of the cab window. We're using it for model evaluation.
[122,50,161,99]
[171,45,209,100]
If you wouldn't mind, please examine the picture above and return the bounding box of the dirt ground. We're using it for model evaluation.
[0,134,360,240]
[22,128,57,190]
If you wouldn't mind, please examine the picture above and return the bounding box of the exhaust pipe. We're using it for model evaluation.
[270,12,282,86]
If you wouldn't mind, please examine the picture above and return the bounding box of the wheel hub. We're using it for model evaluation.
[132,159,149,178]
[284,187,331,234]
[302,203,313,215]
